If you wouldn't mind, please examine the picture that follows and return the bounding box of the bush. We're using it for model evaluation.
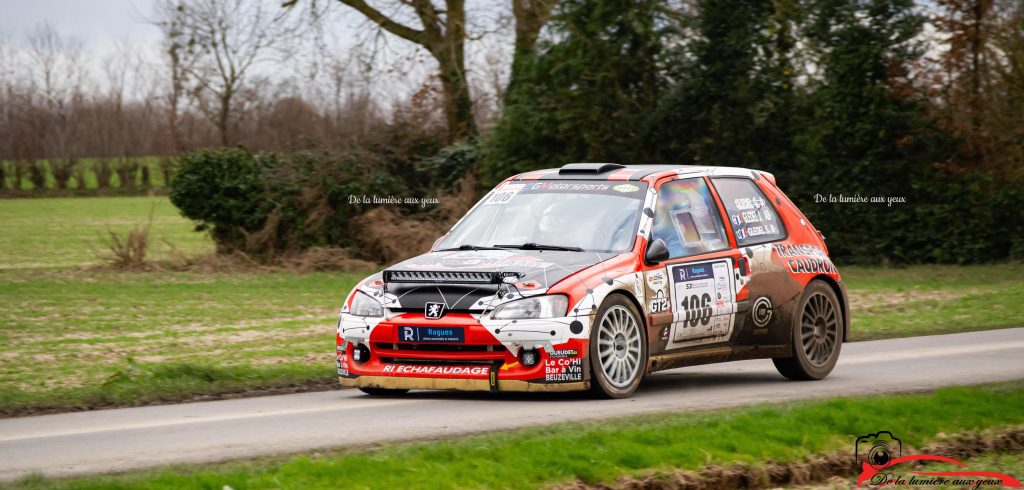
[169,136,478,263]
[170,147,276,253]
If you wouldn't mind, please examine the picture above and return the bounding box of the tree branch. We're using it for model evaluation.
[335,0,428,45]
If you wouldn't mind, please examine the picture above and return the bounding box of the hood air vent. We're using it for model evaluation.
[384,270,502,284]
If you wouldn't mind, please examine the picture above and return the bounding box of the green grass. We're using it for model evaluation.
[7,381,1024,489]
[1,156,167,190]
[842,264,1024,340]
[0,196,211,269]
[0,196,367,414]
[0,269,362,415]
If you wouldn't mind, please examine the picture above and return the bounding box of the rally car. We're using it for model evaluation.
[336,163,849,398]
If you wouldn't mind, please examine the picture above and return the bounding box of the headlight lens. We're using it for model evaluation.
[349,290,384,317]
[490,295,568,320]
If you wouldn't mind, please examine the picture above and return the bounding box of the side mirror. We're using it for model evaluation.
[645,238,669,265]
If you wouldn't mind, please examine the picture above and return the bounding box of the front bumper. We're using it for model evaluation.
[339,375,587,392]
[336,312,590,393]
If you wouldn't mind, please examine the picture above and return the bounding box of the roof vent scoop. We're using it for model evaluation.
[558,163,626,175]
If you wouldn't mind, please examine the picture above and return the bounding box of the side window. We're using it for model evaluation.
[712,177,786,246]
[651,178,729,259]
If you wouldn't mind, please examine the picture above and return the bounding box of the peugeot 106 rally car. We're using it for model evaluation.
[336,163,849,398]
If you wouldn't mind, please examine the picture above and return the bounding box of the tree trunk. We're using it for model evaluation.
[218,89,231,146]
[434,41,476,142]
[508,0,558,93]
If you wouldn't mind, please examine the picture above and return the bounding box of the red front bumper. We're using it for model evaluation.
[336,313,589,392]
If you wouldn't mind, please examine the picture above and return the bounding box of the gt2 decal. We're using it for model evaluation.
[649,290,670,313]
[666,259,736,349]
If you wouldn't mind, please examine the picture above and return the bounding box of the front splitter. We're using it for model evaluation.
[339,376,588,392]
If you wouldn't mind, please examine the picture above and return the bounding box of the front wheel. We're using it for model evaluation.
[773,280,843,380]
[589,295,648,398]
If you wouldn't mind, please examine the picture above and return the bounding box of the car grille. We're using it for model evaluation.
[373,341,507,366]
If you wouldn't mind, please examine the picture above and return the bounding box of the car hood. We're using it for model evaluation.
[381,249,618,312]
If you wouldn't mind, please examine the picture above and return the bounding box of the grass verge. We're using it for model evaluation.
[7,381,1024,489]
[843,263,1024,340]
[0,269,363,416]
[0,196,211,269]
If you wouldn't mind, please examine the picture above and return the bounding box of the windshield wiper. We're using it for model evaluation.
[436,244,503,251]
[494,243,585,252]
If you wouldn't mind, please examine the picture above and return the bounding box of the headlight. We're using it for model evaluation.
[490,295,568,320]
[349,290,384,317]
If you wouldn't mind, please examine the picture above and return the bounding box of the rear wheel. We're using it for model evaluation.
[773,280,842,380]
[358,387,409,396]
[589,295,647,398]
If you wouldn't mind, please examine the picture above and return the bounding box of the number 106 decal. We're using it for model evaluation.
[666,259,737,349]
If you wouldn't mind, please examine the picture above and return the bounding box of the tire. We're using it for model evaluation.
[589,294,648,398]
[358,387,409,396]
[773,280,843,380]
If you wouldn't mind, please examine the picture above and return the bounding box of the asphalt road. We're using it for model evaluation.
[2,328,1023,482]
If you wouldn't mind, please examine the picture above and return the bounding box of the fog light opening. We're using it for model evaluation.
[353,343,371,363]
[520,349,540,367]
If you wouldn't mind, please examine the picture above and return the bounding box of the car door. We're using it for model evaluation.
[643,176,743,352]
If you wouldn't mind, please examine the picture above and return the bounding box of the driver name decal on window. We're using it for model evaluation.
[713,178,786,246]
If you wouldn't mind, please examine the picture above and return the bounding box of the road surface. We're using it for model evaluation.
[2,328,1023,481]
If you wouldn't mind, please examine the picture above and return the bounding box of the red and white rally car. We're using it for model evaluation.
[336,163,849,398]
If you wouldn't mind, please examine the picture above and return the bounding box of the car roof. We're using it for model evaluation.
[510,163,772,183]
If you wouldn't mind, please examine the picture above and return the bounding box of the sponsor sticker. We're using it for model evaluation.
[549,349,580,359]
[382,365,489,376]
[646,270,667,291]
[398,326,465,343]
[752,296,773,327]
[544,357,583,382]
[613,184,640,193]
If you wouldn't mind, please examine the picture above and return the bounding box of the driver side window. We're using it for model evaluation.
[651,178,729,259]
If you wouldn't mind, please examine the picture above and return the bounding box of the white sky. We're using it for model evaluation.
[1,0,161,53]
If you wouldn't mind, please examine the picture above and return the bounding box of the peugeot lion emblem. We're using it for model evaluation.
[425,302,446,319]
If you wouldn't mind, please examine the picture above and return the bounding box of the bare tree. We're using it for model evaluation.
[26,23,87,189]
[288,0,477,142]
[156,0,294,146]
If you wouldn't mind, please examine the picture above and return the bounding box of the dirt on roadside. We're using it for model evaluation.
[555,426,1024,490]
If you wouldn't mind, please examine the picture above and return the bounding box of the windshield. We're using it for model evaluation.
[439,180,647,253]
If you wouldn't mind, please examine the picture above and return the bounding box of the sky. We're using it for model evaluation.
[1,0,162,55]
